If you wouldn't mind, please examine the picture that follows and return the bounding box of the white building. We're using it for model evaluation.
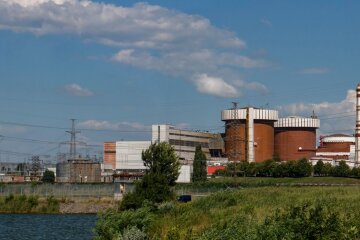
[152,124,219,164]
[104,124,221,183]
[116,141,151,170]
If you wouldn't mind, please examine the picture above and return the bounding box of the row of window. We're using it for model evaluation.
[169,132,212,139]
[169,139,209,148]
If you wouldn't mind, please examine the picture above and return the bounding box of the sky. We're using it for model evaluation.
[0,0,359,162]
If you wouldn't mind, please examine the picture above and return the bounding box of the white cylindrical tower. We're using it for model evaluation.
[356,84,360,164]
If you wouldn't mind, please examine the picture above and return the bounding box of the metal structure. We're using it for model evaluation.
[274,116,320,161]
[66,119,81,160]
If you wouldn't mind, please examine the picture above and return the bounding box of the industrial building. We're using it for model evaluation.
[316,134,355,160]
[103,124,222,183]
[221,105,323,162]
[221,107,279,162]
[274,116,320,161]
[152,124,223,164]
[56,158,102,183]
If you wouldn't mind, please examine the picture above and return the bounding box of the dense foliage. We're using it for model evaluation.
[192,145,207,182]
[42,170,55,183]
[119,142,180,211]
[222,158,312,178]
[214,159,360,179]
[95,187,360,239]
[0,194,59,213]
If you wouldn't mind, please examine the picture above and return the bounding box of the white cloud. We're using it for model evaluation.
[278,90,356,135]
[64,83,93,97]
[233,80,268,94]
[193,74,238,98]
[0,1,245,49]
[78,120,151,131]
[0,0,269,97]
[299,68,329,74]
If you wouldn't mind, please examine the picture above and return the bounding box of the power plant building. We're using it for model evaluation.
[152,124,220,164]
[316,134,355,160]
[221,107,278,162]
[274,116,320,161]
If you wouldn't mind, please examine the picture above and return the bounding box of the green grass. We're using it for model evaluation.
[0,194,60,213]
[148,186,360,239]
[175,177,360,194]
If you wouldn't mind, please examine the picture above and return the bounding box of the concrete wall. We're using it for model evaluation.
[115,141,151,170]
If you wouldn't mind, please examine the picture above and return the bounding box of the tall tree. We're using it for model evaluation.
[42,170,55,183]
[313,160,325,176]
[192,145,207,182]
[120,142,180,210]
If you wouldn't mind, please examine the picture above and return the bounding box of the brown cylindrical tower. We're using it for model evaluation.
[222,108,278,163]
[274,117,320,161]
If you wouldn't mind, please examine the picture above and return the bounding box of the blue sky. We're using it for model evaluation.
[0,0,359,162]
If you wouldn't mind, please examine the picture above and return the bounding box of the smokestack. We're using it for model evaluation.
[356,84,360,164]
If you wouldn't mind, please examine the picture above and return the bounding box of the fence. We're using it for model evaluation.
[0,183,115,199]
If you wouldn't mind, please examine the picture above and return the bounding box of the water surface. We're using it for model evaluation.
[0,214,97,240]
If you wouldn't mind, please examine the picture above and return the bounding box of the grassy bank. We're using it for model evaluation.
[0,194,60,214]
[96,186,360,239]
[175,176,360,194]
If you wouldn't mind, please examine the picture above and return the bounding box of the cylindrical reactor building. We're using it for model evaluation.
[221,108,278,163]
[274,117,320,161]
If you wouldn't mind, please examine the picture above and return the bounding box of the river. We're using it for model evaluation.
[0,214,97,240]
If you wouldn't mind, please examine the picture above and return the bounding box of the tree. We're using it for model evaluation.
[192,145,207,182]
[323,163,333,176]
[333,160,350,177]
[120,142,180,210]
[42,170,55,183]
[313,160,325,176]
[293,158,312,177]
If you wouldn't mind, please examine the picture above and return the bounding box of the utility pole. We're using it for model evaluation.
[66,119,81,160]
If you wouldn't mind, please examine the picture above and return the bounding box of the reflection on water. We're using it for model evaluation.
[0,214,97,240]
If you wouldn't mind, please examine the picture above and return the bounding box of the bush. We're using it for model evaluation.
[94,206,155,240]
[257,201,358,239]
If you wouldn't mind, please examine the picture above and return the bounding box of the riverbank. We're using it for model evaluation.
[59,197,116,214]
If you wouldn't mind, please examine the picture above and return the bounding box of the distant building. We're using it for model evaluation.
[152,124,221,164]
[103,124,222,183]
[56,159,102,183]
[316,134,355,160]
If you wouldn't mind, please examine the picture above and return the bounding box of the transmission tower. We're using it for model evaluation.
[66,119,81,160]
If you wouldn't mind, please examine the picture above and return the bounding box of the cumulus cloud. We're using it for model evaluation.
[64,83,93,97]
[0,0,269,97]
[299,68,329,74]
[278,90,356,135]
[192,74,238,98]
[233,80,268,94]
[78,120,151,131]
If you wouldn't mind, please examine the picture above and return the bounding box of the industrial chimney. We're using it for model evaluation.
[356,84,360,164]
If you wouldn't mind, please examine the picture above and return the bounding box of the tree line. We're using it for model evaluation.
[213,159,360,178]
